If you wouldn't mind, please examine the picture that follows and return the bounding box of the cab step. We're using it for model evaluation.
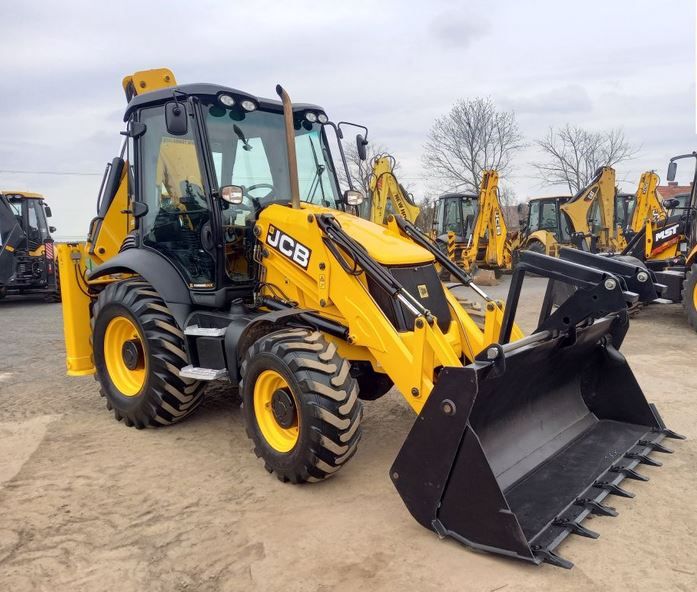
[184,325,227,337]
[179,365,228,381]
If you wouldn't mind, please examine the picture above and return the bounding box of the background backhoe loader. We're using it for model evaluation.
[57,68,680,569]
[0,190,60,300]
[560,157,697,329]
[518,167,626,256]
[432,170,512,274]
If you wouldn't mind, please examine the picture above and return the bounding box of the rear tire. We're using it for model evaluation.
[526,240,546,254]
[682,264,697,331]
[92,278,204,428]
[241,328,362,483]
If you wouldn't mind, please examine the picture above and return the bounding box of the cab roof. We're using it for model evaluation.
[527,195,571,203]
[438,191,478,200]
[0,190,45,199]
[124,83,326,121]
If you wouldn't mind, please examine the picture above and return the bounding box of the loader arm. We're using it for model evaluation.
[367,155,420,225]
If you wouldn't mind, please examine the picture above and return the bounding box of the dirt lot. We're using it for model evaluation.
[0,278,695,592]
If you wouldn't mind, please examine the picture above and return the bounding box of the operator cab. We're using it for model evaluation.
[432,192,479,242]
[613,192,635,233]
[525,196,573,243]
[1,192,54,251]
[120,84,352,300]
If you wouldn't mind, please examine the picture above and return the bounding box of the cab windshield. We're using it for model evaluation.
[204,101,341,210]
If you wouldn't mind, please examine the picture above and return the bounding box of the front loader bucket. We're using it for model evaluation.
[391,317,682,568]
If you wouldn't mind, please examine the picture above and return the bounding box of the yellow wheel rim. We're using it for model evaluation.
[104,316,146,396]
[253,370,299,453]
[693,280,697,312]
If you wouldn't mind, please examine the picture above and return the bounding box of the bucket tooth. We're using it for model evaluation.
[625,452,662,467]
[594,481,635,498]
[574,497,618,517]
[532,546,574,569]
[610,465,649,482]
[553,518,599,539]
[660,428,686,440]
[638,439,673,454]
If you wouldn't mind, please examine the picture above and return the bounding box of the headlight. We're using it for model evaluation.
[305,111,318,123]
[241,99,256,112]
[218,94,235,107]
[317,113,328,124]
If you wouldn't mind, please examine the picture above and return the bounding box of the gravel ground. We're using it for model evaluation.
[0,277,695,592]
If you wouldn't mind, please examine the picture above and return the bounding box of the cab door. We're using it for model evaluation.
[135,104,217,289]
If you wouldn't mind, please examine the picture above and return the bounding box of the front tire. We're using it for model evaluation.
[682,264,697,331]
[241,328,362,483]
[92,279,204,428]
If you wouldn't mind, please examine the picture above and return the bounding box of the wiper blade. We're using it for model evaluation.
[233,124,252,151]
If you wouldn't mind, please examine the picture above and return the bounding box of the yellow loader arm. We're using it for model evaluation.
[461,170,511,270]
[367,155,420,225]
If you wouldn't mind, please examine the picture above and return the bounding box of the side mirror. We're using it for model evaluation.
[356,134,368,161]
[663,198,680,209]
[44,205,53,217]
[667,161,677,182]
[49,226,57,233]
[344,189,364,206]
[131,201,149,218]
[221,185,244,205]
[165,101,188,136]
[517,203,524,215]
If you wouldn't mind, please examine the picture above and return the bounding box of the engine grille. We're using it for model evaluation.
[367,262,451,333]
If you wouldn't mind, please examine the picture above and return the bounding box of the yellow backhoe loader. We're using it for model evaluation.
[519,167,626,256]
[365,154,420,225]
[57,68,681,569]
[0,190,59,300]
[432,170,512,273]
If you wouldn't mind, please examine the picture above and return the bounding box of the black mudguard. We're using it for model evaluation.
[89,248,192,327]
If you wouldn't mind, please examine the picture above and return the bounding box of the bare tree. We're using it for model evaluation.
[422,97,525,193]
[497,184,518,228]
[532,125,638,193]
[415,195,436,232]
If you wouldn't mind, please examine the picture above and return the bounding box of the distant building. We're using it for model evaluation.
[656,181,692,200]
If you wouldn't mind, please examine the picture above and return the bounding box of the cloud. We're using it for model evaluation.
[0,0,693,234]
[507,85,594,115]
[428,10,490,49]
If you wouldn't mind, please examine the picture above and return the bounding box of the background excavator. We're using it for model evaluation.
[0,190,59,300]
[432,170,512,274]
[57,67,680,569]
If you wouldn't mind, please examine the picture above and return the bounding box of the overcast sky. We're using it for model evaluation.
[0,0,694,238]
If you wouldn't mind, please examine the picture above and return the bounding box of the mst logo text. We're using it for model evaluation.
[654,224,679,242]
[266,225,312,269]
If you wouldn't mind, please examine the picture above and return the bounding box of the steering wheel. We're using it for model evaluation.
[246,183,274,200]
